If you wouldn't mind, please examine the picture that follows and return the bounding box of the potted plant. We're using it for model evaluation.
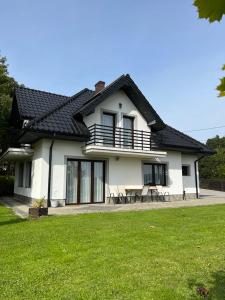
[50,199,59,208]
[29,198,48,219]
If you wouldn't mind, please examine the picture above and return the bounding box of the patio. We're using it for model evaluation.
[1,189,225,218]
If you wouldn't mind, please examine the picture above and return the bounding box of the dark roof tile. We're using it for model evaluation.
[15,75,213,154]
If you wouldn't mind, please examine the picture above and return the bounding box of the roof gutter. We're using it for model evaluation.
[194,155,205,199]
[47,134,55,207]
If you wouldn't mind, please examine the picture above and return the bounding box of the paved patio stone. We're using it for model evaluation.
[1,189,225,218]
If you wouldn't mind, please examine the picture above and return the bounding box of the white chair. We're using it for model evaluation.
[156,185,170,201]
[117,186,136,204]
[140,186,151,202]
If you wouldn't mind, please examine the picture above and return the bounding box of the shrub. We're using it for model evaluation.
[32,198,45,208]
[0,176,14,196]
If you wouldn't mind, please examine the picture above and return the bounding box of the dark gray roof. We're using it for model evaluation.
[15,87,69,119]
[13,75,213,154]
[27,89,94,137]
[158,125,214,154]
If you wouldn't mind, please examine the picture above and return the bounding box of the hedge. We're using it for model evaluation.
[0,176,14,196]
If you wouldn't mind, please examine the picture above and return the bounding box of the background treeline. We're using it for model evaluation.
[0,55,22,154]
[199,135,225,179]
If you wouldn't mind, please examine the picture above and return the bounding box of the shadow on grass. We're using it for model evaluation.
[0,218,27,227]
[188,269,225,299]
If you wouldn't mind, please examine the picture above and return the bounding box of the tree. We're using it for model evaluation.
[193,0,225,97]
[0,55,20,153]
[199,136,225,179]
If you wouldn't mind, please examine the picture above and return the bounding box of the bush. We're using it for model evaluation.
[0,176,14,196]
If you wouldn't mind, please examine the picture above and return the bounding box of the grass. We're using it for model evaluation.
[1,205,225,299]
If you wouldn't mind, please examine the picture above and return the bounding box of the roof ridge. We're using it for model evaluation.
[75,74,127,114]
[125,75,164,126]
[92,74,126,98]
[71,88,93,99]
[27,88,89,128]
[16,86,69,98]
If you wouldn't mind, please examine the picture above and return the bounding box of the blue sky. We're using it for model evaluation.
[1,0,225,143]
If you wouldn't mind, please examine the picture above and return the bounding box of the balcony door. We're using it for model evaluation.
[66,160,105,204]
[102,112,115,147]
[123,116,134,148]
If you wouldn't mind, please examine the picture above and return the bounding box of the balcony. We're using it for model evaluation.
[83,124,167,158]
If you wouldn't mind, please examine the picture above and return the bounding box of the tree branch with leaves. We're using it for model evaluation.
[194,0,225,97]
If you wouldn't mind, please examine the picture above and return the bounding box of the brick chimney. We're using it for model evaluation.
[95,81,105,94]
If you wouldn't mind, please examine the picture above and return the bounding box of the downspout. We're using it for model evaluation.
[194,155,204,199]
[47,134,55,207]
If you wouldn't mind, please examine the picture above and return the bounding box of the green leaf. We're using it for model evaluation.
[216,77,225,97]
[194,0,225,22]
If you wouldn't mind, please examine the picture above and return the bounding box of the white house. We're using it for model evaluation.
[0,74,213,206]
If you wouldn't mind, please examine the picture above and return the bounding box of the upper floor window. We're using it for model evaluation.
[123,116,134,148]
[123,116,134,130]
[182,165,190,176]
[102,112,115,127]
[102,112,116,147]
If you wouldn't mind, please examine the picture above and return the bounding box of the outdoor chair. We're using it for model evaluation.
[117,186,137,204]
[155,185,170,201]
[149,186,160,201]
[108,188,121,204]
[139,186,151,202]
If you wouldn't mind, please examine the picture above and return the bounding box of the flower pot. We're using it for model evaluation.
[50,200,59,208]
[29,207,48,219]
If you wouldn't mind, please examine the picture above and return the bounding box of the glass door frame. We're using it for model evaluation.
[66,159,106,205]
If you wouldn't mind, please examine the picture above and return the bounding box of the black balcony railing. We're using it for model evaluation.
[86,124,161,151]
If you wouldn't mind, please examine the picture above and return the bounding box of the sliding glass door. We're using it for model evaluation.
[66,160,105,204]
[80,161,91,204]
[66,161,78,204]
[94,162,104,203]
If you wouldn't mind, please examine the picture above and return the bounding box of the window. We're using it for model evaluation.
[18,163,24,187]
[123,116,134,148]
[25,161,32,188]
[102,112,116,146]
[18,161,32,188]
[143,163,166,186]
[182,165,190,176]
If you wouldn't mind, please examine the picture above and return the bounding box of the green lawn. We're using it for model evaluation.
[1,205,225,300]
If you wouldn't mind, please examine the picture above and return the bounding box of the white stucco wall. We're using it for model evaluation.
[181,154,198,194]
[13,90,199,203]
[84,90,150,132]
[14,139,199,203]
[14,140,50,200]
[107,151,184,196]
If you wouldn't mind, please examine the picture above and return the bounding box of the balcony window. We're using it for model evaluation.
[102,112,115,147]
[123,116,134,148]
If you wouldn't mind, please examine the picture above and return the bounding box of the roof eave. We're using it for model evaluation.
[19,129,90,144]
